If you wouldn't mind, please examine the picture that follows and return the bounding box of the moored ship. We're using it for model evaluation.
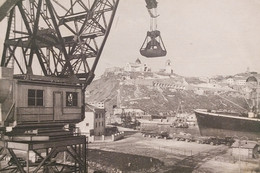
[195,75,260,140]
[195,109,260,140]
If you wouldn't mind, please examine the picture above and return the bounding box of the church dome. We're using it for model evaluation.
[135,58,141,64]
[246,76,258,83]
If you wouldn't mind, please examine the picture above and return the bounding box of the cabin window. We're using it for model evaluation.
[28,89,43,106]
[66,92,78,106]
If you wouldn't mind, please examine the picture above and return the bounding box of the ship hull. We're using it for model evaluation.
[195,109,260,140]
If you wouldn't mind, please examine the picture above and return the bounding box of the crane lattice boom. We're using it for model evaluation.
[1,0,119,89]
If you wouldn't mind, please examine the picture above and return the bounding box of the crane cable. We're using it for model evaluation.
[146,0,159,31]
[149,7,157,31]
[216,93,248,111]
[155,8,157,30]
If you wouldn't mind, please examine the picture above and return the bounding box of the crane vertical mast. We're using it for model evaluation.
[0,1,120,172]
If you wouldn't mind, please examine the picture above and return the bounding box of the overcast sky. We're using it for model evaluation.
[98,0,260,77]
[0,0,260,77]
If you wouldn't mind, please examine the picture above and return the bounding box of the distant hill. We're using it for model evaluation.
[86,71,248,116]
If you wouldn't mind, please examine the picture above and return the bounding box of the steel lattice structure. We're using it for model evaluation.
[1,0,119,88]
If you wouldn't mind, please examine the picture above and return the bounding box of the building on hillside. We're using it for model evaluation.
[124,58,150,72]
[209,79,217,84]
[199,76,210,83]
[225,77,235,85]
[235,77,247,86]
[76,104,105,136]
[225,76,247,86]
[194,88,205,95]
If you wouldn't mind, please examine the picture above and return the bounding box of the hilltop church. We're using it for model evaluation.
[124,58,150,72]
[124,58,173,74]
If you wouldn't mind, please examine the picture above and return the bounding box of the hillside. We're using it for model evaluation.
[86,71,248,116]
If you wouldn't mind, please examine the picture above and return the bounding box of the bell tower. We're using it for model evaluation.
[165,59,173,74]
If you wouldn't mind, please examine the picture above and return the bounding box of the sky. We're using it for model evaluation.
[97,0,260,77]
[0,0,260,77]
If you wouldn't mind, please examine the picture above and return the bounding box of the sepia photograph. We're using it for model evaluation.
[0,0,260,172]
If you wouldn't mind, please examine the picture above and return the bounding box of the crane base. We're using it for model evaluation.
[0,135,87,173]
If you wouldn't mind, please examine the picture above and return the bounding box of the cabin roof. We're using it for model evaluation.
[14,74,81,85]
[231,140,258,149]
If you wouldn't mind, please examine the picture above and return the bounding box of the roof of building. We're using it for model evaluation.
[233,76,247,81]
[231,140,258,149]
[129,63,143,68]
[85,104,104,112]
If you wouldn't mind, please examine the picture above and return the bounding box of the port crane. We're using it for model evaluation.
[0,0,166,172]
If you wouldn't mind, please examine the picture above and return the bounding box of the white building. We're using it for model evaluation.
[76,104,105,136]
[226,77,235,85]
[165,59,173,74]
[235,78,247,86]
[124,58,149,72]
[199,76,210,83]
[226,77,247,86]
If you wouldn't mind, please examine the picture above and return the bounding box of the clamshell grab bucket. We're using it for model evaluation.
[140,30,167,58]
